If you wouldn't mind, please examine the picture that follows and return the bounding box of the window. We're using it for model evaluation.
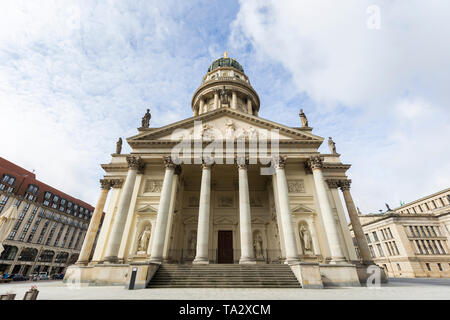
[369,245,376,258]
[397,263,401,271]
[44,192,52,199]
[53,195,59,202]
[437,263,443,271]
[372,231,379,242]
[0,195,9,205]
[425,263,431,271]
[365,234,371,243]
[415,240,423,254]
[2,174,16,185]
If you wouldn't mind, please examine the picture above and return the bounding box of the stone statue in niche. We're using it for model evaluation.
[219,86,228,104]
[137,225,151,253]
[287,180,305,193]
[299,224,313,254]
[253,232,264,258]
[188,231,197,258]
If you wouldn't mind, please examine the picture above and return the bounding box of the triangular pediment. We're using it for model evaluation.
[291,204,314,213]
[128,108,323,143]
[136,204,158,213]
[213,215,237,225]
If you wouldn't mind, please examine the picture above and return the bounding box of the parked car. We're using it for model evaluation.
[12,274,28,281]
[31,273,39,281]
[51,273,64,280]
[38,272,49,280]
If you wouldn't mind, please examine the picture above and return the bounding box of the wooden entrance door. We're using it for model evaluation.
[217,231,233,263]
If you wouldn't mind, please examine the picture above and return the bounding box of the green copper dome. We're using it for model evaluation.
[208,57,244,73]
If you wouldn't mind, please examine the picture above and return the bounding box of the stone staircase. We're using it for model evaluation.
[147,264,302,288]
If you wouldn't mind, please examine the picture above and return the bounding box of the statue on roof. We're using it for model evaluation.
[328,137,337,154]
[141,108,151,128]
[299,108,308,127]
[116,138,122,154]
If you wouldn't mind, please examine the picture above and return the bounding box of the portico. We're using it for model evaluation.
[65,54,376,288]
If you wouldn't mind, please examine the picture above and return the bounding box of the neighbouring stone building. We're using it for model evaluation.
[0,157,95,276]
[66,54,384,289]
[349,188,450,278]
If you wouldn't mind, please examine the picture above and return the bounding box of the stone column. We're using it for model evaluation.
[76,179,111,265]
[308,156,346,263]
[199,98,205,114]
[247,98,253,115]
[193,161,212,264]
[214,91,219,110]
[103,156,143,263]
[339,180,373,264]
[237,159,255,264]
[273,156,300,264]
[149,157,177,263]
[231,91,237,110]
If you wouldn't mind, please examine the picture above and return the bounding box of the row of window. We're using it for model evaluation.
[406,225,441,238]
[413,239,447,255]
[4,201,87,250]
[0,245,71,264]
[368,240,400,258]
[399,194,450,214]
[1,173,92,219]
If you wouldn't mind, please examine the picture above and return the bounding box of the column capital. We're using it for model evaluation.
[201,156,214,169]
[308,156,323,170]
[272,155,287,169]
[126,156,144,171]
[163,156,176,169]
[325,179,342,189]
[339,179,352,191]
[99,179,112,190]
[236,157,249,169]
[110,179,124,189]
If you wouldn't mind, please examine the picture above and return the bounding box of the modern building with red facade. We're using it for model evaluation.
[0,157,95,276]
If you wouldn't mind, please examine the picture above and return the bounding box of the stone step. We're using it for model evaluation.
[147,264,301,288]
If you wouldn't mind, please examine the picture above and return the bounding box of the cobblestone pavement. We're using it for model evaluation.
[1,278,449,300]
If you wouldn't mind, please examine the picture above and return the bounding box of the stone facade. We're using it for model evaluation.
[349,188,450,278]
[67,55,379,288]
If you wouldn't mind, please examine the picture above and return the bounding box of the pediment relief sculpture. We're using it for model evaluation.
[287,180,305,193]
[144,180,163,193]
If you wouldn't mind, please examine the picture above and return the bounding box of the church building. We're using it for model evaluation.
[65,54,383,289]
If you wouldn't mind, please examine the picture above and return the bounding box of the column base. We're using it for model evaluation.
[103,256,119,264]
[239,258,256,264]
[148,257,163,264]
[75,260,89,266]
[193,258,209,265]
[328,257,347,265]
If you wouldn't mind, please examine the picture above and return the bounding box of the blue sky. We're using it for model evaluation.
[1,0,449,213]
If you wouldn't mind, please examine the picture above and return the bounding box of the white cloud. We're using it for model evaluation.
[230,0,450,211]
